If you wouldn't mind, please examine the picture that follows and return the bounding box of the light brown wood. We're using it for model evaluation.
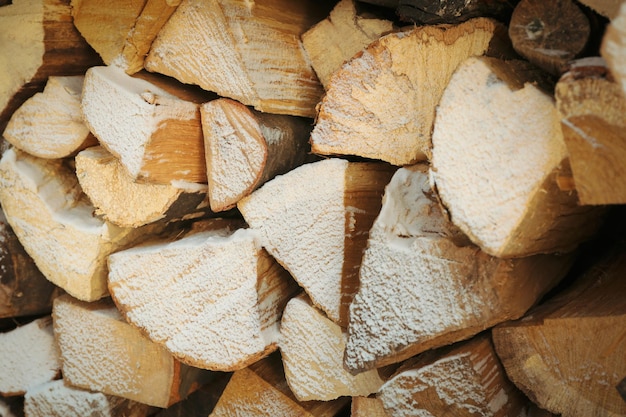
[345,165,573,373]
[555,57,626,205]
[351,397,390,417]
[602,3,626,99]
[53,294,213,408]
[377,334,529,417]
[81,66,210,184]
[310,18,510,165]
[76,146,211,228]
[145,0,333,118]
[209,352,350,417]
[71,0,179,74]
[3,75,97,158]
[238,158,394,327]
[0,0,101,135]
[152,372,232,417]
[578,0,623,19]
[492,247,626,417]
[301,0,393,88]
[24,379,154,417]
[279,295,384,401]
[431,56,605,258]
[0,148,163,301]
[201,98,312,212]
[0,317,60,396]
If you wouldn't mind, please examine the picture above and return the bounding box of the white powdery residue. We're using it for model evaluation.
[488,388,509,414]
[24,379,112,417]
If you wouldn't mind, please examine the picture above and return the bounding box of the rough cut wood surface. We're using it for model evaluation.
[351,397,390,417]
[579,0,623,19]
[601,2,626,97]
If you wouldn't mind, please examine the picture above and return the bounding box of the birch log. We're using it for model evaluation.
[238,158,394,326]
[345,165,573,373]
[431,56,605,258]
[310,18,511,165]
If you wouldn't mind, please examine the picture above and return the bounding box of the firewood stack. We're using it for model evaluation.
[1,0,625,416]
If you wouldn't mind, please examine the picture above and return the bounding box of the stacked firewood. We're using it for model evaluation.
[0,0,625,416]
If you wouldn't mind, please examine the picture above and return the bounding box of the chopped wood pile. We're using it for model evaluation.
[1,0,625,416]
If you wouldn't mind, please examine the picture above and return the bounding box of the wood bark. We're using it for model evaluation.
[52,294,214,408]
[601,2,626,98]
[0,208,64,319]
[555,57,626,205]
[108,221,299,372]
[200,99,312,212]
[351,397,390,417]
[238,158,394,327]
[144,0,334,118]
[3,76,97,159]
[71,0,179,74]
[310,18,511,166]
[24,379,154,417]
[279,295,384,401]
[75,146,212,228]
[81,66,211,185]
[0,0,101,136]
[301,0,394,88]
[431,56,605,258]
[209,352,350,416]
[508,0,590,76]
[0,148,163,301]
[344,165,573,373]
[377,334,529,417]
[0,317,60,396]
[492,247,626,417]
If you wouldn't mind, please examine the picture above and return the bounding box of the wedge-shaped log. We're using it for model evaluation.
[24,379,154,417]
[310,18,509,165]
[279,295,384,401]
[210,352,350,416]
[602,3,626,101]
[145,0,332,118]
[238,158,394,326]
[76,146,211,228]
[378,334,528,417]
[201,99,312,212]
[108,223,299,371]
[82,66,210,184]
[351,397,390,417]
[0,0,101,135]
[0,208,64,319]
[345,165,573,373]
[0,148,161,301]
[3,76,97,158]
[555,58,626,205]
[0,317,60,396]
[71,0,179,74]
[53,295,213,408]
[301,0,393,88]
[492,247,626,417]
[431,56,605,258]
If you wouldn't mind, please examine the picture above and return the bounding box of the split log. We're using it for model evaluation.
[377,334,529,417]
[0,0,101,135]
[238,158,394,326]
[81,65,211,184]
[310,17,511,165]
[492,247,626,417]
[144,0,334,118]
[209,352,350,417]
[351,397,390,417]
[0,148,163,301]
[508,0,590,76]
[0,209,64,319]
[52,294,214,408]
[200,99,312,212]
[0,317,60,396]
[71,0,179,74]
[75,146,211,228]
[3,76,97,159]
[578,0,623,19]
[279,295,384,401]
[431,56,605,258]
[108,222,299,371]
[153,373,232,417]
[344,165,573,373]
[601,2,626,97]
[301,0,394,88]
[24,379,154,417]
[555,57,626,205]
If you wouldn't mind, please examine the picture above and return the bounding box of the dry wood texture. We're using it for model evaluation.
[602,2,626,97]
[579,0,623,19]
[351,397,390,417]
